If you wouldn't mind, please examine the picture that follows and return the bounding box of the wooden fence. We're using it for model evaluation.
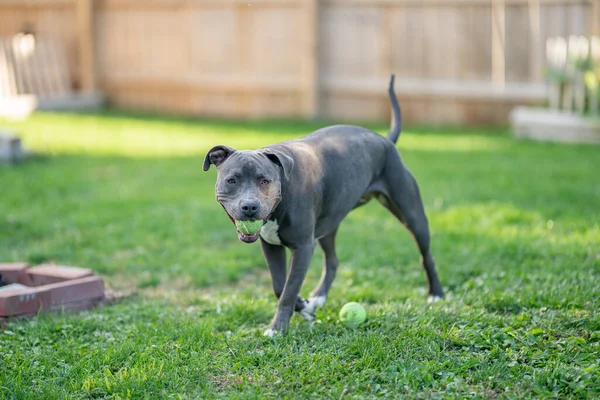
[1,0,599,125]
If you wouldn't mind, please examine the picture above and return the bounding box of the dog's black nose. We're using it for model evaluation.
[241,200,260,218]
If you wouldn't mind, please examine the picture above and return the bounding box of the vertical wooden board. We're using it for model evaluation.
[0,10,26,35]
[246,7,302,78]
[138,11,187,79]
[47,39,71,94]
[491,0,506,85]
[35,8,77,88]
[390,6,426,79]
[567,2,587,36]
[321,93,386,122]
[95,10,111,82]
[421,5,441,80]
[435,6,461,80]
[0,39,17,97]
[430,100,463,125]
[526,0,543,82]
[505,5,531,82]
[542,4,569,39]
[160,91,192,115]
[97,10,136,79]
[32,38,50,96]
[44,9,73,93]
[464,101,514,125]
[75,0,96,91]
[466,5,492,81]
[452,7,471,81]
[539,4,554,55]
[320,6,382,79]
[378,6,392,77]
[248,93,301,118]
[189,8,237,76]
[302,0,319,119]
[594,0,600,36]
[128,11,147,78]
[109,10,127,78]
[190,93,246,118]
[400,98,430,125]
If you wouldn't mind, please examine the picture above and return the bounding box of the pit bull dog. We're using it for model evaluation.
[203,75,444,336]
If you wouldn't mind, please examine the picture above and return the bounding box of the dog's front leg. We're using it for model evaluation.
[260,238,309,311]
[264,242,315,337]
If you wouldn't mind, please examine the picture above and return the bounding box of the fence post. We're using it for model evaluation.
[491,0,505,87]
[593,0,600,37]
[528,0,541,82]
[303,0,319,119]
[76,0,96,92]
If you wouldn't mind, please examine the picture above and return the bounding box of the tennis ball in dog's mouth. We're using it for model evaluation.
[235,219,263,235]
[339,302,367,327]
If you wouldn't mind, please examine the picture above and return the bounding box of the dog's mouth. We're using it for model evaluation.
[237,229,262,243]
[221,209,267,244]
[219,199,280,244]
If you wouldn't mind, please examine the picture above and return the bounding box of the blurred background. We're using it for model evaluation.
[1,0,599,126]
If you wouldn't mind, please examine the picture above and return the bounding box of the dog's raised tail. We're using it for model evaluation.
[386,74,402,144]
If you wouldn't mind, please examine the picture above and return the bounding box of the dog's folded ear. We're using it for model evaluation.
[203,145,236,171]
[262,149,294,180]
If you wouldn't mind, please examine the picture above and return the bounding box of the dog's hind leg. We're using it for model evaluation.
[377,153,444,301]
[299,228,340,321]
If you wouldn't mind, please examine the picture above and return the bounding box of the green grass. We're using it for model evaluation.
[0,110,598,399]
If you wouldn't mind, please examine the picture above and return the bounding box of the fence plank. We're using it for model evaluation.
[0,0,596,124]
[492,0,506,85]
[302,0,319,118]
[76,0,95,91]
[593,0,600,36]
[322,0,593,6]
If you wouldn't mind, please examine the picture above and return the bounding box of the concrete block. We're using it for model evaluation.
[0,95,37,121]
[0,131,25,163]
[511,107,600,144]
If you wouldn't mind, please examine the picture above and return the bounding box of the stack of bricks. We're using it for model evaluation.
[0,263,105,322]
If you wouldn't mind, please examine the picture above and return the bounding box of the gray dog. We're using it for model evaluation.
[203,75,444,336]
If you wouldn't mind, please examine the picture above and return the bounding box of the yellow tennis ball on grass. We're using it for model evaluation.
[339,302,367,327]
[235,220,263,235]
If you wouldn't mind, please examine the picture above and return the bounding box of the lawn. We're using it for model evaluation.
[0,111,598,399]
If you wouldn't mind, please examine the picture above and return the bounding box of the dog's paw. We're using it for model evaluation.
[308,295,327,308]
[427,295,443,304]
[263,328,280,338]
[297,296,326,322]
[299,307,316,322]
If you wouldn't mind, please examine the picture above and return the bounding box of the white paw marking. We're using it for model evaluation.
[428,295,442,304]
[309,295,326,308]
[298,296,326,321]
[260,220,281,245]
[263,328,278,337]
[299,308,315,322]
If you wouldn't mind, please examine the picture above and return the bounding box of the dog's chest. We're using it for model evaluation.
[260,219,282,245]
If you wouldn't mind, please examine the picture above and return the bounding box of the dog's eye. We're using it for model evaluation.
[227,178,236,184]
[261,179,270,186]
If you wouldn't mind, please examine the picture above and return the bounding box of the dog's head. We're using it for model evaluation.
[203,145,293,243]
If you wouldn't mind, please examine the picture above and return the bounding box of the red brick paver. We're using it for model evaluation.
[0,286,51,317]
[0,264,105,317]
[21,264,93,286]
[0,262,30,284]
